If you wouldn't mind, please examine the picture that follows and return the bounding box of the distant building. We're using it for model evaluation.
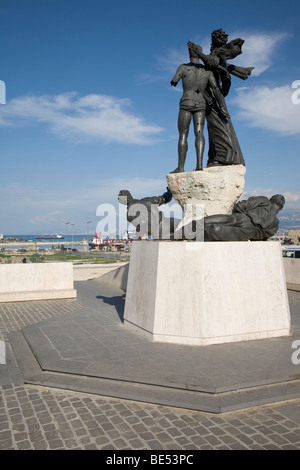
[0,234,3,240]
[288,230,300,245]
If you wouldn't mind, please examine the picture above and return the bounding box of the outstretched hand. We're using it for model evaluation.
[170,80,177,87]
[162,187,173,204]
[187,41,202,54]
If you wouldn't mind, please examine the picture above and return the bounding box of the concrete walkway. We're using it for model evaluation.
[0,274,300,450]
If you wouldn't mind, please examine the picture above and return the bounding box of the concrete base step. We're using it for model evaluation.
[10,329,300,414]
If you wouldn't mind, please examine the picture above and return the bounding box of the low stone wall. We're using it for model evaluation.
[0,263,76,302]
[97,263,129,291]
[283,258,300,291]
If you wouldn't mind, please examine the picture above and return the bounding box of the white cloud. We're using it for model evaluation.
[0,92,163,145]
[242,187,300,209]
[2,180,299,233]
[232,85,300,135]
[0,177,168,233]
[156,48,189,73]
[30,211,66,227]
[155,31,288,78]
[230,31,289,76]
[0,177,167,205]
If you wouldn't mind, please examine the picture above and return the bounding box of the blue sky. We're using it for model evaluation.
[1,0,300,234]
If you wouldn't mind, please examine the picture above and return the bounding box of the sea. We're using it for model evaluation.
[1,234,102,251]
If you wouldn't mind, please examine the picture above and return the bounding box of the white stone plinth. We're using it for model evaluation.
[124,241,290,346]
[166,165,246,217]
[0,263,77,302]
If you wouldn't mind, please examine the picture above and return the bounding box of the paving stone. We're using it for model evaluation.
[251,433,272,445]
[234,434,254,446]
[281,444,300,450]
[48,438,64,450]
[228,442,249,450]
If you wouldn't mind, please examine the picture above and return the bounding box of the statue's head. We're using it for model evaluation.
[270,194,285,211]
[118,190,133,205]
[211,29,228,50]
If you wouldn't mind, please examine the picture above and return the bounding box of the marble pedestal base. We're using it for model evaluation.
[124,241,290,346]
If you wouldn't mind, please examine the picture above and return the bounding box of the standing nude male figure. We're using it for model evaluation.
[170,47,225,173]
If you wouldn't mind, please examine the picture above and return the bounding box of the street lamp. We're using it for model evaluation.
[65,222,70,248]
[71,224,75,249]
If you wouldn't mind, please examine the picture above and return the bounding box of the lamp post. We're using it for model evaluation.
[71,224,75,250]
[65,222,70,249]
[86,220,92,241]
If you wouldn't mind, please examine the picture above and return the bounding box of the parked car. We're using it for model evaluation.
[282,246,300,258]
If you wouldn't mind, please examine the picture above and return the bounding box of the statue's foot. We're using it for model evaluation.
[195,167,203,171]
[207,161,226,167]
[170,167,184,174]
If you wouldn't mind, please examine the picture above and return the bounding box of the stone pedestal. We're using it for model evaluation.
[166,165,246,218]
[124,240,290,346]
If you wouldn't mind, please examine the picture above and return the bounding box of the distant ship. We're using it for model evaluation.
[35,234,64,240]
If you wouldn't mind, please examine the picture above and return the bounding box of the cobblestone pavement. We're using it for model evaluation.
[1,383,300,450]
[0,290,300,451]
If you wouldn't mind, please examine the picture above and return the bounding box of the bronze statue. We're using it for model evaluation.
[202,194,285,241]
[170,46,226,173]
[118,188,180,239]
[187,29,254,168]
[118,188,285,242]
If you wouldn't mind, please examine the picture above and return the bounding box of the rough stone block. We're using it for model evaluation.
[166,165,246,218]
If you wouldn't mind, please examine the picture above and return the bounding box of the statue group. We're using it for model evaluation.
[118,189,285,242]
[119,29,285,242]
[171,29,253,173]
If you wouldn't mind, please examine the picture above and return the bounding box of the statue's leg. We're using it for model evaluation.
[204,224,248,241]
[204,214,236,226]
[193,111,205,170]
[171,110,191,173]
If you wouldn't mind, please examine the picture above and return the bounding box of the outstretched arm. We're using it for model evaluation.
[161,187,172,204]
[187,41,204,58]
[150,188,173,206]
[171,65,184,87]
[187,41,220,68]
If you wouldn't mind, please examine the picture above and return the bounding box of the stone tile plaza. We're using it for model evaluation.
[2,2,300,457]
[0,263,300,451]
